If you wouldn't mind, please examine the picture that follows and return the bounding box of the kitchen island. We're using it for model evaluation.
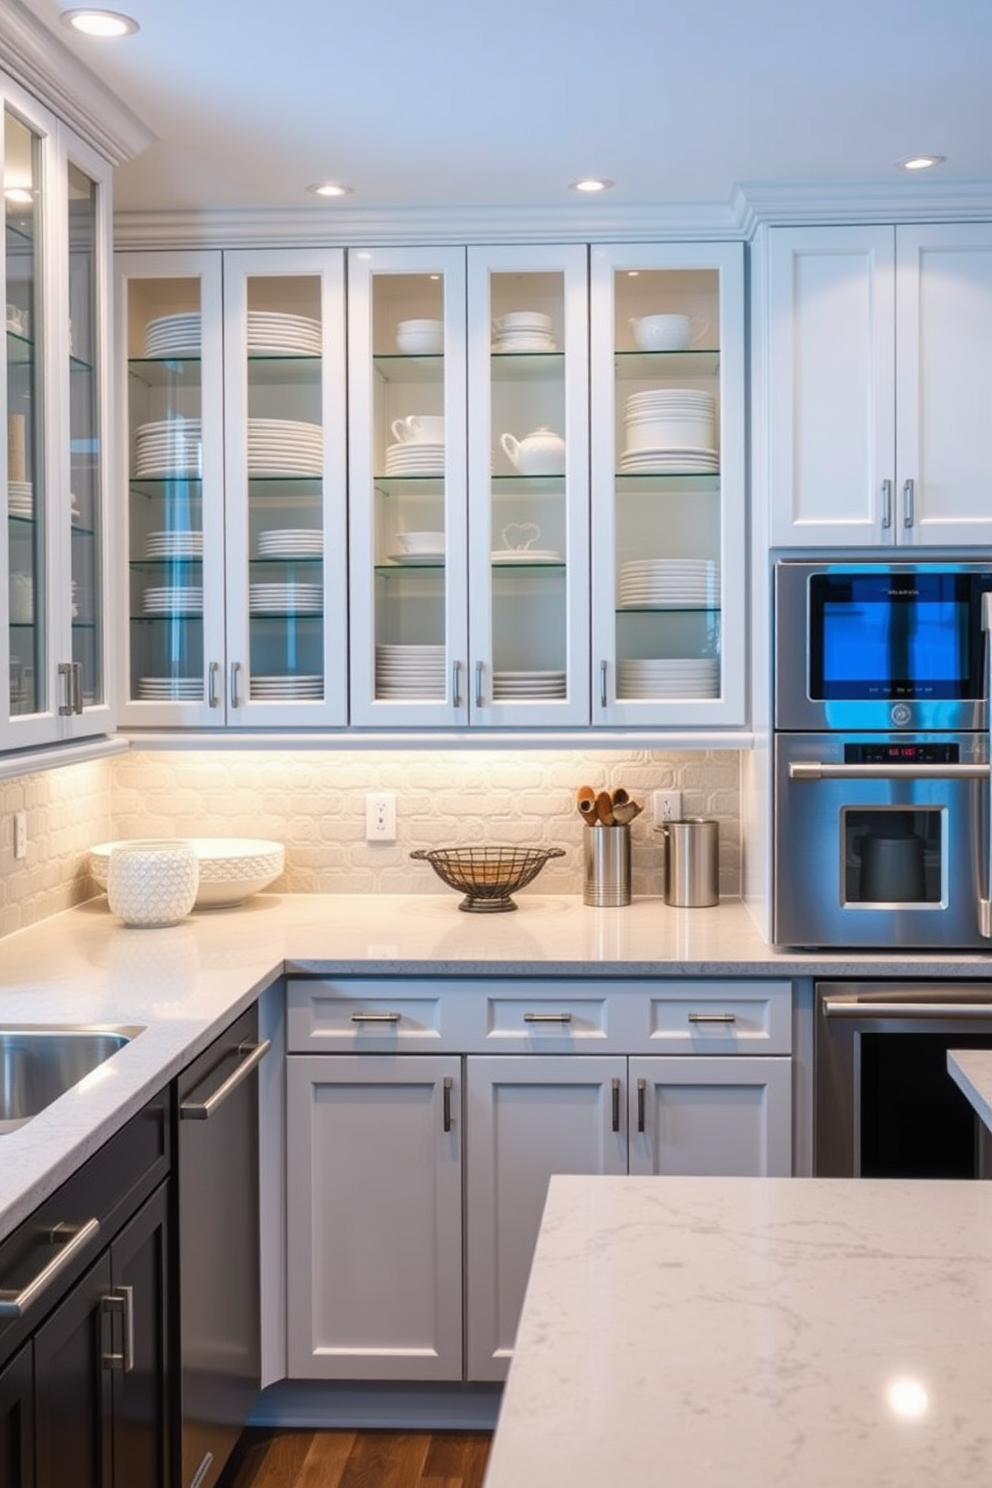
[483,1173,992,1488]
[949,1049,992,1134]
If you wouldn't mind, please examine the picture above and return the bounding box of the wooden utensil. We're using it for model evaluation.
[595,791,615,826]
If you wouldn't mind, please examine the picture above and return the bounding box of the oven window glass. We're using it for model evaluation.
[860,1031,992,1178]
[843,808,942,905]
[808,572,985,701]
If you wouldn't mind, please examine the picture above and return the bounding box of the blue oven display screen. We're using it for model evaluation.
[809,573,984,700]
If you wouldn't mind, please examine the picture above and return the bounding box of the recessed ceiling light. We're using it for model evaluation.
[61,9,139,37]
[896,154,945,172]
[307,182,354,199]
[571,178,614,194]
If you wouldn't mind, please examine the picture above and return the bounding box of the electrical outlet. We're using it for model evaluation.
[652,790,683,827]
[365,791,397,843]
[13,811,27,860]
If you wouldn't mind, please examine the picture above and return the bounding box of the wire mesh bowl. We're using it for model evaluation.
[410,845,565,913]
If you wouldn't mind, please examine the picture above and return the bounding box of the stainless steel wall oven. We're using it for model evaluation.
[774,560,992,949]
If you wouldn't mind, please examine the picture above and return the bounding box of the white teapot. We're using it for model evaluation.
[500,426,565,475]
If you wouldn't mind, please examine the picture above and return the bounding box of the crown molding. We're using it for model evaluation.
[0,0,154,165]
[111,198,746,251]
[733,177,992,233]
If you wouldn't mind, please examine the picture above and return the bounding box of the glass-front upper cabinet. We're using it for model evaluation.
[117,251,225,727]
[590,243,745,727]
[221,249,347,725]
[2,87,112,752]
[466,245,589,726]
[348,247,468,727]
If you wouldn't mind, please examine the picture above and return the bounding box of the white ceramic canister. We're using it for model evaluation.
[107,840,199,927]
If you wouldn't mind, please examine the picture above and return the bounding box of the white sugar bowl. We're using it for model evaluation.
[107,840,199,928]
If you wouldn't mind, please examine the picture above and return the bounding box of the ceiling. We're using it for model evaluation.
[15,0,992,217]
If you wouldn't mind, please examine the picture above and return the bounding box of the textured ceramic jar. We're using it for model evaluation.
[107,840,199,927]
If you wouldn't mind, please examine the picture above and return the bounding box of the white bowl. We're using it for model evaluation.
[91,837,285,908]
[396,330,444,355]
[397,530,445,554]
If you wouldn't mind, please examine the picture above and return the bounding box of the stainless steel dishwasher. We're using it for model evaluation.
[177,1004,270,1488]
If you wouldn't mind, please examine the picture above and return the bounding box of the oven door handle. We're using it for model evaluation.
[788,761,990,780]
[823,1000,992,1018]
[981,590,992,939]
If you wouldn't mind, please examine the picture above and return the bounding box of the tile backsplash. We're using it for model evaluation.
[0,746,741,938]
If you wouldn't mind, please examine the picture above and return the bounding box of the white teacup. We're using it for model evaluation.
[391,414,445,444]
[396,530,445,555]
[629,314,708,352]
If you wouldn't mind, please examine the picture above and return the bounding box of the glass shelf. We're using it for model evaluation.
[6,330,34,365]
[248,610,323,620]
[70,522,98,538]
[128,357,203,391]
[70,352,95,375]
[372,353,443,385]
[248,555,323,568]
[615,473,720,491]
[374,475,445,498]
[616,604,721,614]
[132,612,205,623]
[614,349,720,380]
[245,355,322,387]
[130,557,204,571]
[490,351,565,382]
[490,474,566,493]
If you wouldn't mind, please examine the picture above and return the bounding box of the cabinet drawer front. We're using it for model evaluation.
[470,984,616,1051]
[286,978,472,1052]
[631,981,792,1055]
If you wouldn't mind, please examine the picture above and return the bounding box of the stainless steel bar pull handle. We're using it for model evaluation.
[179,1039,271,1120]
[881,478,893,529]
[0,1218,100,1318]
[903,478,915,528]
[71,662,83,714]
[981,591,992,938]
[208,661,221,708]
[443,1076,453,1134]
[637,1077,646,1134]
[230,661,243,709]
[102,1285,134,1371]
[611,1077,621,1133]
[789,761,990,781]
[824,1000,992,1019]
[451,660,461,709]
[600,660,608,709]
[57,662,73,716]
[475,661,484,709]
[350,1011,401,1023]
[523,1011,573,1024]
[687,1012,737,1025]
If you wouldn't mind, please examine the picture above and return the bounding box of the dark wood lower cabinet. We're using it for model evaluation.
[0,1344,34,1488]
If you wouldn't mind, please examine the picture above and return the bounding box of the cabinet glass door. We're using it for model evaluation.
[222,249,347,725]
[119,252,225,725]
[348,247,467,727]
[467,246,589,725]
[590,244,745,727]
[4,108,47,727]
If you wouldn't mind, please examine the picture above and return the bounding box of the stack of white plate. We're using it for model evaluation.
[257,528,322,558]
[143,585,203,614]
[248,582,323,614]
[247,418,322,477]
[137,676,203,700]
[375,644,446,699]
[251,674,323,699]
[145,530,203,559]
[383,442,445,477]
[492,670,567,699]
[8,479,32,516]
[618,559,721,609]
[617,658,720,699]
[490,548,563,564]
[246,310,322,356]
[143,313,200,358]
[492,311,556,353]
[621,389,717,471]
[134,419,202,478]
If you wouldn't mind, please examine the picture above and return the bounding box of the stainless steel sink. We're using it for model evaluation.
[0,1025,144,1133]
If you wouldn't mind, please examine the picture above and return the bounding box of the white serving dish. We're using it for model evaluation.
[91,837,284,908]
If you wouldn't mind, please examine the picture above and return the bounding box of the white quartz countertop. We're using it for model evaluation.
[484,1174,992,1488]
[948,1049,992,1133]
[1,890,991,1241]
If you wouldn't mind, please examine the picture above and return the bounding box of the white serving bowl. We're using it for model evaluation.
[397,530,445,555]
[395,330,444,355]
[91,837,285,908]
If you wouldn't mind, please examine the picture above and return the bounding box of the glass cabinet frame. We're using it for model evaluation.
[1,80,113,752]
[590,242,746,729]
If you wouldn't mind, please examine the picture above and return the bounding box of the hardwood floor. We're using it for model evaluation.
[220,1428,492,1488]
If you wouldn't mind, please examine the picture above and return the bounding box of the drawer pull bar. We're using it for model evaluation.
[637,1077,646,1134]
[523,1012,573,1024]
[180,1039,271,1119]
[687,1012,737,1024]
[0,1218,100,1318]
[443,1076,453,1133]
[611,1076,620,1133]
[102,1285,135,1371]
[350,1011,401,1023]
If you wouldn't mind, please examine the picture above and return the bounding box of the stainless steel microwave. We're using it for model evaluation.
[775,559,992,734]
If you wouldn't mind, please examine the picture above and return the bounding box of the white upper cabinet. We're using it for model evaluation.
[765,223,992,548]
[3,83,113,751]
[590,243,747,728]
[116,248,347,728]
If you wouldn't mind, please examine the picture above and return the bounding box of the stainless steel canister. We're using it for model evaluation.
[663,818,719,907]
[583,825,631,907]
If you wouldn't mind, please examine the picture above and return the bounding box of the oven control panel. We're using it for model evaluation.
[844,741,961,764]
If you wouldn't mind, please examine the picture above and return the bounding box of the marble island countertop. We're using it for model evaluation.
[948,1049,992,1133]
[484,1174,992,1488]
[1,890,991,1242]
